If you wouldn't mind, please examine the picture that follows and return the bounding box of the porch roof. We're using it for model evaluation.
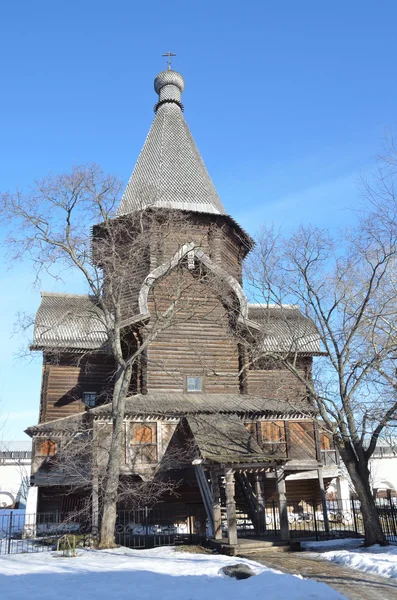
[186,414,277,464]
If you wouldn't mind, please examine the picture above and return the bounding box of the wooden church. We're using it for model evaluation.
[26,66,340,546]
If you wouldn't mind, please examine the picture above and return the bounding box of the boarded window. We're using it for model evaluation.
[130,423,157,462]
[131,423,157,444]
[37,439,56,456]
[259,421,287,456]
[245,421,287,456]
[260,421,286,443]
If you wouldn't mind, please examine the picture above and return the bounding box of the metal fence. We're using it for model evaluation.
[115,506,206,548]
[0,506,206,555]
[1,498,397,554]
[288,499,363,540]
[0,510,94,555]
[226,498,397,543]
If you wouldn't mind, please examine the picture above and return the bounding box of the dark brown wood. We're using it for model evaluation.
[40,354,116,423]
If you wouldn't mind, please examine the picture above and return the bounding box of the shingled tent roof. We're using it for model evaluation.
[247,304,324,355]
[117,70,226,218]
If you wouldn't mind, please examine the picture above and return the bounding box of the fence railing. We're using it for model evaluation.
[0,506,207,555]
[0,509,94,555]
[225,498,397,543]
[1,497,396,554]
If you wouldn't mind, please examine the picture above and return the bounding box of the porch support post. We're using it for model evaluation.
[276,468,290,541]
[92,426,99,534]
[317,467,330,536]
[211,469,222,540]
[254,473,265,534]
[224,468,238,546]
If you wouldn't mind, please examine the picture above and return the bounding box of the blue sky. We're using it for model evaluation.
[1,0,396,438]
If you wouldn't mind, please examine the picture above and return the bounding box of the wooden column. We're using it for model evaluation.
[211,470,222,540]
[254,473,265,534]
[91,428,99,535]
[224,468,238,546]
[276,468,290,541]
[317,467,330,536]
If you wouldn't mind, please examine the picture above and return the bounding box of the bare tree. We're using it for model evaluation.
[245,169,397,545]
[31,415,195,533]
[0,164,227,546]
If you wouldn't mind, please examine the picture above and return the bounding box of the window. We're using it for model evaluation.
[245,421,287,456]
[186,376,202,393]
[130,423,158,462]
[83,392,97,408]
[37,439,56,456]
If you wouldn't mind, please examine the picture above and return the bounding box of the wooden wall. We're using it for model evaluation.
[262,477,324,510]
[246,356,311,402]
[145,268,240,393]
[39,354,116,423]
[112,212,247,323]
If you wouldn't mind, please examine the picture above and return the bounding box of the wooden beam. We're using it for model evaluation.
[254,473,266,534]
[194,465,214,537]
[276,468,290,542]
[317,466,330,536]
[210,469,222,540]
[224,468,238,546]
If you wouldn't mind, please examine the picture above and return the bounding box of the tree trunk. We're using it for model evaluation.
[340,448,387,546]
[98,364,132,548]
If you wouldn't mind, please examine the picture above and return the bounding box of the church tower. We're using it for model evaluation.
[111,66,254,394]
[115,67,253,298]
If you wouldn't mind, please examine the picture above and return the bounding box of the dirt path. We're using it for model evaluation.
[243,551,397,600]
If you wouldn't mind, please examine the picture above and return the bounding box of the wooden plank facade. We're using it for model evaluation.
[26,65,342,545]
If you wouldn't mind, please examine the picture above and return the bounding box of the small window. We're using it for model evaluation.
[38,439,56,456]
[186,376,202,393]
[83,392,97,408]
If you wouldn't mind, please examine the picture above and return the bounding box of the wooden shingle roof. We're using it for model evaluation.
[186,414,275,464]
[25,393,312,436]
[248,304,324,355]
[32,292,108,351]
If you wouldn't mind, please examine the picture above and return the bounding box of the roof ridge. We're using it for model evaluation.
[41,292,93,299]
[248,303,300,309]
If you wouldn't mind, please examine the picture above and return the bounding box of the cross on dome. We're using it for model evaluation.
[162,51,176,70]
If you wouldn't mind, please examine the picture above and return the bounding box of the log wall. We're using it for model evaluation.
[246,356,311,403]
[39,354,116,423]
[145,269,240,393]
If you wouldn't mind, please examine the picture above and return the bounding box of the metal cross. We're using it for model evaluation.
[162,51,176,70]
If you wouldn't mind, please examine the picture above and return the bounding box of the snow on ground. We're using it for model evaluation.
[302,538,365,551]
[302,538,397,580]
[0,545,346,600]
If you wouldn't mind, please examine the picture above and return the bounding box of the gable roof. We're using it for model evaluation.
[117,70,226,217]
[248,304,324,355]
[32,293,323,356]
[32,292,107,351]
[185,414,276,464]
